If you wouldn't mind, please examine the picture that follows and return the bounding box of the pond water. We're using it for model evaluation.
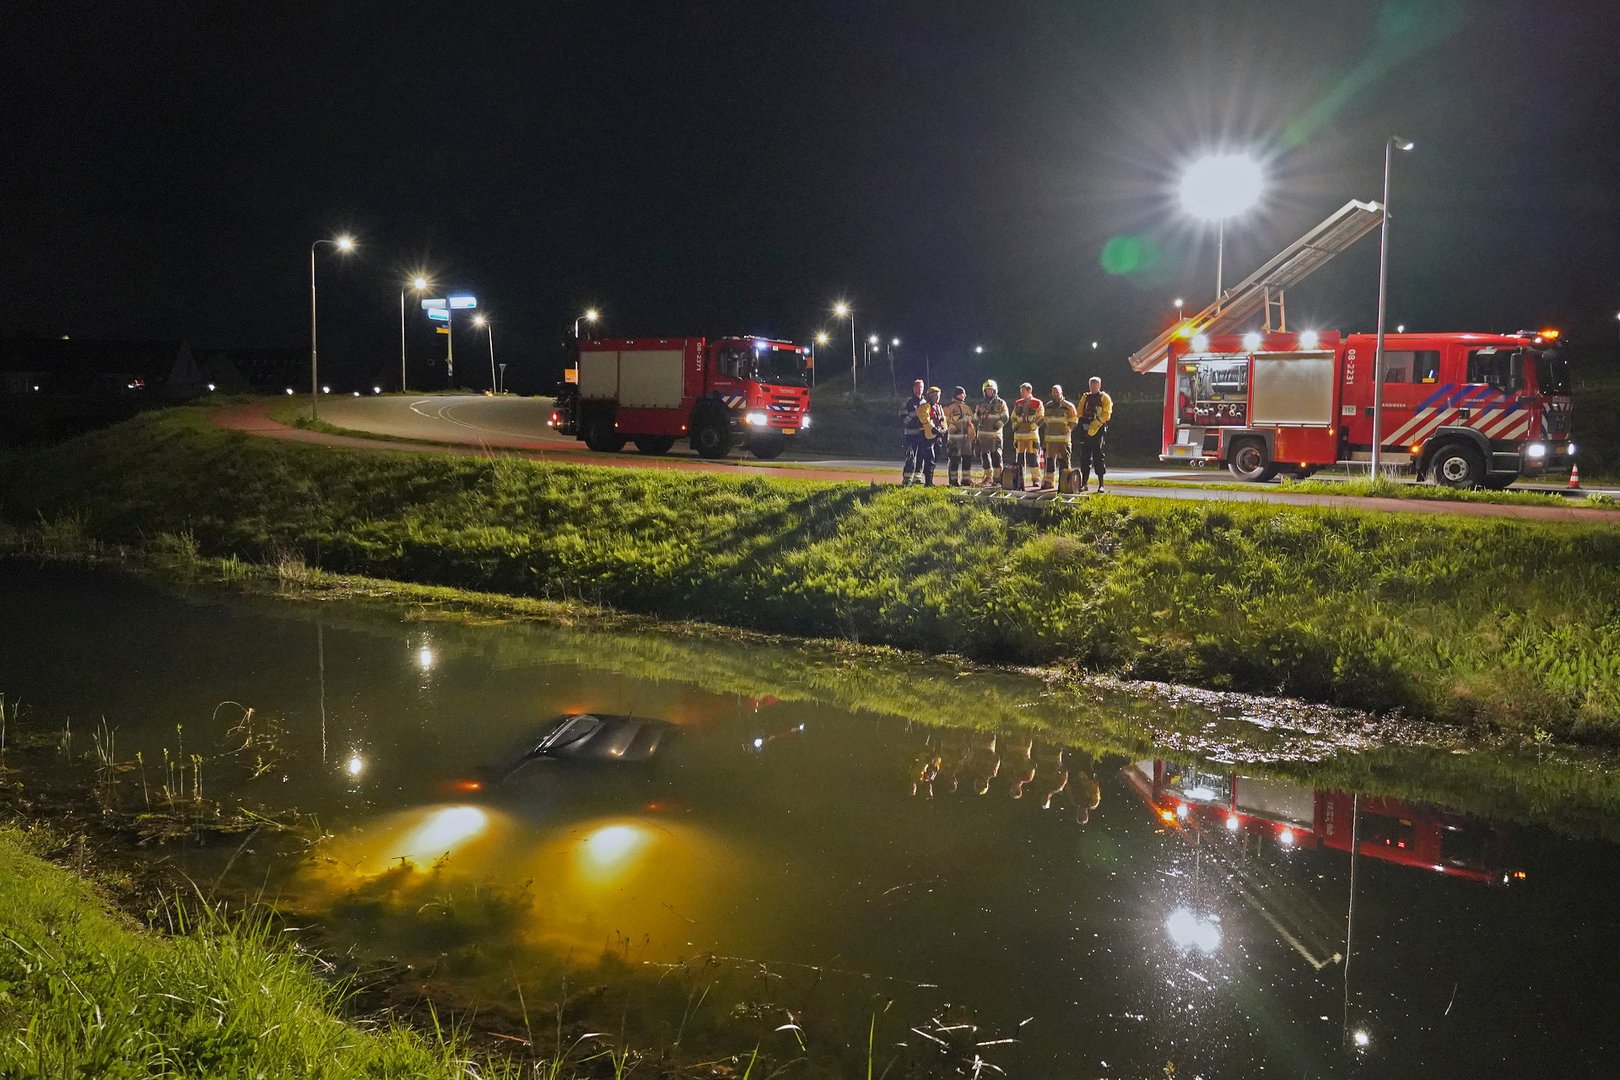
[2,564,1618,1077]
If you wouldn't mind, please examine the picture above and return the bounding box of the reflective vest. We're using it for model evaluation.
[900,394,924,435]
[1078,390,1114,437]
[944,400,976,441]
[974,395,1009,435]
[1043,397,1078,443]
[1011,397,1044,437]
[918,400,946,439]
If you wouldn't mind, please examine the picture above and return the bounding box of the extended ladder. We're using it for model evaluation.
[1127,199,1384,373]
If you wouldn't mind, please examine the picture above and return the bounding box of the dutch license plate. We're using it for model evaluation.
[783,428,797,436]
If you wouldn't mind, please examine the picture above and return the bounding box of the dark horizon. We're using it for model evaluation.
[4,1,1617,393]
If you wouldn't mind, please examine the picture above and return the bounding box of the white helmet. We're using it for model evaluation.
[982,379,998,394]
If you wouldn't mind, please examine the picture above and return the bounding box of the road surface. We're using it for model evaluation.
[212,395,1619,523]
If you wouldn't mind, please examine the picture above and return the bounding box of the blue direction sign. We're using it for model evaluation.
[448,294,477,310]
[426,307,450,322]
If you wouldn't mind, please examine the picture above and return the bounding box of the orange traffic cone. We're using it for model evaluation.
[1568,463,1581,489]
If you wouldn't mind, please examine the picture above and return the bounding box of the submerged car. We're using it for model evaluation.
[492,713,673,783]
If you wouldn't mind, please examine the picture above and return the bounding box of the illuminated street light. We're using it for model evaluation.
[309,233,356,421]
[1179,154,1263,308]
[1371,136,1416,477]
[574,307,599,339]
[400,273,432,393]
[833,301,857,394]
[974,345,984,354]
[473,313,497,392]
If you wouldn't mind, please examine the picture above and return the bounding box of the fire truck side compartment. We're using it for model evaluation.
[616,349,684,409]
[577,350,619,400]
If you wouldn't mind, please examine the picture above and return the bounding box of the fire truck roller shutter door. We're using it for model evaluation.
[617,350,685,409]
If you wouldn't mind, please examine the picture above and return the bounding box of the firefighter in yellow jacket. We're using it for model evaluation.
[1010,382,1044,490]
[943,386,977,486]
[1077,376,1114,493]
[973,379,1009,486]
[1041,383,1079,490]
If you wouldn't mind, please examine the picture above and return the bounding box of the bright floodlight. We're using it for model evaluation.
[1243,330,1262,350]
[1179,154,1264,221]
[1299,330,1320,349]
[335,234,356,252]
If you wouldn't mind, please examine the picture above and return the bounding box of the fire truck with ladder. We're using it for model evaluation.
[1128,201,1575,488]
[550,336,811,460]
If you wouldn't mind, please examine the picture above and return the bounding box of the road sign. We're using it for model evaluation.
[421,297,448,310]
[426,307,450,322]
[436,327,450,335]
[448,294,477,310]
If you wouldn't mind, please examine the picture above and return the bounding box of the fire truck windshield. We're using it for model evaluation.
[1533,349,1570,395]
[753,347,808,387]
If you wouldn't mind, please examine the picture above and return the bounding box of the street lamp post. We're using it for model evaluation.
[1371,136,1415,478]
[1179,154,1264,309]
[889,337,900,394]
[833,302,856,396]
[574,308,599,339]
[813,331,830,388]
[400,274,429,393]
[473,314,497,392]
[309,234,355,421]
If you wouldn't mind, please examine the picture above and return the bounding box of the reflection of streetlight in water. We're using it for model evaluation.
[417,646,435,671]
[345,753,365,778]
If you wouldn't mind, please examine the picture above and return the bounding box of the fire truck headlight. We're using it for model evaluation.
[1566,442,1577,456]
[745,411,769,426]
[800,414,811,429]
[1526,442,1547,459]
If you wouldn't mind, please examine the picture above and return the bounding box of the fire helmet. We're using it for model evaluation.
[982,379,998,394]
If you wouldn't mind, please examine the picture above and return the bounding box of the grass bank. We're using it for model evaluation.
[5,407,1619,737]
[0,825,507,1079]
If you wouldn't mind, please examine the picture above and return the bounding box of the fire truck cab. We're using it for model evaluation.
[559,336,811,460]
[1162,329,1574,488]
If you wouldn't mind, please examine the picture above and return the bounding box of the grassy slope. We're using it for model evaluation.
[4,408,1619,736]
[0,826,500,1079]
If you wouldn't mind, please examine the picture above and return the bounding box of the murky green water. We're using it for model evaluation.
[3,564,1618,1077]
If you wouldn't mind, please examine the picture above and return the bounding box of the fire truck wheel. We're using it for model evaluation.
[583,415,626,453]
[749,433,786,460]
[1227,439,1277,483]
[1428,443,1485,488]
[691,412,733,459]
[633,435,675,455]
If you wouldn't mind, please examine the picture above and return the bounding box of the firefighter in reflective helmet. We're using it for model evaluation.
[1010,382,1044,490]
[974,379,1009,485]
[899,378,926,485]
[943,385,977,486]
[1041,383,1078,490]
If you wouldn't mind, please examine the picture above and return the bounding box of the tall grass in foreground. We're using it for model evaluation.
[5,407,1619,736]
[0,828,508,1079]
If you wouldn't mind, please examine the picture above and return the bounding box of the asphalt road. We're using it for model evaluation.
[213,395,1619,522]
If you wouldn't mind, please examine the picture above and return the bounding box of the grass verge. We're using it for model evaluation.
[0,824,508,1079]
[5,407,1619,738]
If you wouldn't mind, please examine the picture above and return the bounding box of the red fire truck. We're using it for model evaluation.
[1160,328,1574,487]
[553,336,811,460]
[1124,759,1524,887]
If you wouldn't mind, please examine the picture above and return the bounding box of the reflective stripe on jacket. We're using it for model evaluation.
[944,401,976,440]
[1043,398,1078,443]
[974,395,1009,435]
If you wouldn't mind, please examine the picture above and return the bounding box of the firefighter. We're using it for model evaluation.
[899,378,926,485]
[1077,375,1114,493]
[943,385,977,486]
[973,379,1009,485]
[1010,382,1044,490]
[915,385,946,486]
[1041,384,1078,490]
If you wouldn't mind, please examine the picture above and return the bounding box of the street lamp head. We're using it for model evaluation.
[815,332,830,345]
[473,314,487,328]
[974,345,984,354]
[335,234,356,252]
[1173,297,1185,308]
[1392,136,1415,151]
[1179,153,1264,221]
[833,302,850,318]
[891,338,900,347]
[411,275,429,291]
[868,334,879,345]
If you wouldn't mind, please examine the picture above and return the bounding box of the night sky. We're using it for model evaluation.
[4,0,1617,392]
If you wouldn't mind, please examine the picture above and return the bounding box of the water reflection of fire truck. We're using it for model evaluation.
[1124,759,1525,887]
